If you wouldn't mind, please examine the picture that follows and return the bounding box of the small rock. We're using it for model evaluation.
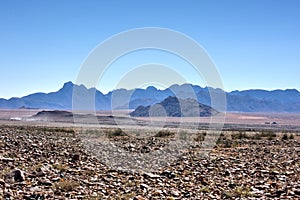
[184,192,191,197]
[140,183,150,190]
[153,189,163,195]
[128,175,135,181]
[32,143,38,147]
[51,177,60,182]
[143,172,161,179]
[128,143,135,148]
[284,160,294,165]
[71,153,80,161]
[260,170,269,173]
[12,169,25,182]
[276,190,285,197]
[134,196,147,200]
[30,186,41,192]
[0,157,14,162]
[271,170,279,175]
[27,194,45,200]
[171,189,180,196]
[294,189,300,195]
[286,171,294,175]
[224,169,231,176]
[161,170,176,179]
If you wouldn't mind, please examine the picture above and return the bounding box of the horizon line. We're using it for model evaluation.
[1,81,299,100]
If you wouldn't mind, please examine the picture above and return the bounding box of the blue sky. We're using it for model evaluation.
[0,0,299,98]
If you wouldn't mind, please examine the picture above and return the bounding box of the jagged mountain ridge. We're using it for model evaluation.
[1,81,300,112]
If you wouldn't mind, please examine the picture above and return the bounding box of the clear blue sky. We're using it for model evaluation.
[0,0,299,98]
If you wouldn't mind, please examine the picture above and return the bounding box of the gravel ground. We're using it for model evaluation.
[0,125,299,199]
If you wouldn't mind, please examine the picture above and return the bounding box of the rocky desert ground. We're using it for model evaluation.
[0,110,300,199]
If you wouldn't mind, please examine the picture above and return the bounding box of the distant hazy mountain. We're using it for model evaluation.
[0,81,300,113]
[0,82,110,110]
[130,96,219,117]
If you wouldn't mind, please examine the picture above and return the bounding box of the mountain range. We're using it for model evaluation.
[1,81,300,113]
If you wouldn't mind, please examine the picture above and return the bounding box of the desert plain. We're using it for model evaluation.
[0,109,300,199]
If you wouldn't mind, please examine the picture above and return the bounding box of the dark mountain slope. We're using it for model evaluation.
[130,96,219,117]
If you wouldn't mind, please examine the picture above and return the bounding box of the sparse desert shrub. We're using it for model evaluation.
[217,136,233,148]
[82,129,110,139]
[253,133,262,140]
[253,130,276,140]
[166,197,175,200]
[232,131,249,140]
[28,163,43,172]
[177,130,188,140]
[89,194,105,200]
[223,139,233,148]
[115,192,135,200]
[106,128,127,138]
[154,130,174,138]
[231,186,252,197]
[0,167,11,179]
[289,134,295,139]
[261,130,276,138]
[53,180,79,192]
[216,132,240,148]
[53,164,68,172]
[55,128,75,134]
[200,186,211,193]
[282,133,288,140]
[194,132,207,142]
[86,169,98,177]
[42,127,75,134]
